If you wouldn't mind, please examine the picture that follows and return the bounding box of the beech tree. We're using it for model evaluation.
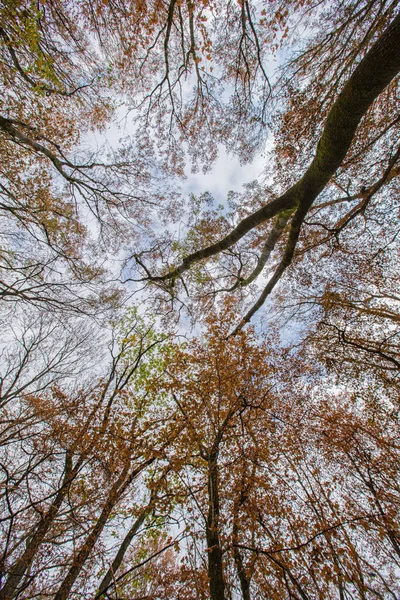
[0,311,177,599]
[134,304,400,599]
[2,1,399,319]
[1,1,400,599]
[135,7,400,332]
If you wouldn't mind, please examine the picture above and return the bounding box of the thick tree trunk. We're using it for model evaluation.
[206,454,225,600]
[288,9,400,216]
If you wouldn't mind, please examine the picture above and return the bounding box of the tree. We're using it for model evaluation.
[1,2,400,599]
[0,310,177,600]
[0,0,182,315]
[131,6,400,334]
[159,306,276,599]
[2,1,399,322]
[135,303,400,599]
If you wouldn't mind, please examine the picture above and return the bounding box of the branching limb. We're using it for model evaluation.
[134,12,400,331]
[239,211,293,288]
[140,11,400,305]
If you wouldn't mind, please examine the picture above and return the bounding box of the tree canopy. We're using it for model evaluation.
[1,1,399,599]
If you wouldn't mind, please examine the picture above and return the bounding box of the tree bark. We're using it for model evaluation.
[206,454,225,600]
[96,503,150,598]
[0,452,75,600]
[232,509,251,600]
[53,459,153,600]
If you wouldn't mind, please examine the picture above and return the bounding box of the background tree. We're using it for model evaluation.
[145,303,400,599]
[0,310,179,600]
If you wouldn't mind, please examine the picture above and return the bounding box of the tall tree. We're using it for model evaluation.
[134,6,400,333]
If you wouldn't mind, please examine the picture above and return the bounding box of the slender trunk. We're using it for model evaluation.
[54,459,153,600]
[96,503,150,598]
[233,541,251,600]
[347,455,400,562]
[232,489,251,600]
[0,452,75,600]
[54,470,130,600]
[206,454,225,600]
[387,530,400,561]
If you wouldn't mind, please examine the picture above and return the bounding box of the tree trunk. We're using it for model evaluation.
[232,521,251,600]
[206,454,225,600]
[0,452,75,600]
[53,459,153,600]
[96,503,150,598]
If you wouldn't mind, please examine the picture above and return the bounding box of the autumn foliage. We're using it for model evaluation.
[1,1,400,599]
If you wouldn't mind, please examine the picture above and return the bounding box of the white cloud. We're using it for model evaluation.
[182,144,268,204]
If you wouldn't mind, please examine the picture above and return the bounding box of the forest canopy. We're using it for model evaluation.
[0,0,400,598]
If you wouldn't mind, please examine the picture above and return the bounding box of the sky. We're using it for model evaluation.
[182,143,268,204]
